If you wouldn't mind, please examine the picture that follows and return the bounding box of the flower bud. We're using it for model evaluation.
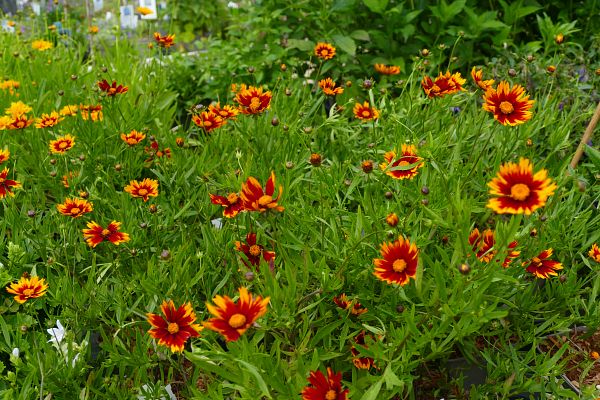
[285,161,294,169]
[421,186,429,195]
[458,263,470,275]
[386,213,399,227]
[361,160,373,173]
[271,117,279,126]
[385,191,393,199]
[309,153,322,167]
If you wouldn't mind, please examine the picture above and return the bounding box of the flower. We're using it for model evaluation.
[240,171,284,212]
[0,148,9,164]
[97,79,128,96]
[154,32,175,48]
[375,64,400,75]
[487,158,556,215]
[351,331,376,370]
[482,81,534,126]
[191,111,226,132]
[373,236,419,286]
[235,233,275,268]
[61,171,78,188]
[234,85,272,115]
[144,140,171,163]
[361,160,373,173]
[554,33,564,44]
[0,168,21,199]
[6,115,33,130]
[35,111,63,128]
[32,39,53,51]
[0,79,20,95]
[208,103,239,120]
[380,144,424,180]
[203,287,270,342]
[209,192,243,218]
[146,300,202,352]
[333,294,367,316]
[386,213,399,227]
[47,320,66,345]
[121,130,146,146]
[5,101,32,118]
[0,116,10,130]
[314,42,336,60]
[353,101,379,121]
[471,67,495,91]
[523,249,563,279]
[59,105,78,117]
[80,104,103,121]
[421,71,466,98]
[318,78,344,96]
[589,244,600,263]
[124,178,159,202]
[468,228,520,267]
[301,368,349,400]
[49,134,75,154]
[57,198,93,218]
[88,26,99,34]
[6,275,48,303]
[82,221,130,248]
[136,6,154,15]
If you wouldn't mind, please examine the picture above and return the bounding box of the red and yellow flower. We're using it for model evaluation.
[318,78,344,96]
[154,32,175,48]
[589,244,600,263]
[314,42,336,60]
[6,275,48,304]
[49,134,75,154]
[471,67,495,91]
[208,103,239,120]
[353,101,379,121]
[373,236,419,286]
[375,64,400,75]
[0,148,9,164]
[240,171,284,212]
[97,79,128,96]
[209,192,243,218]
[482,81,534,126]
[82,221,130,248]
[35,111,63,128]
[523,249,563,279]
[146,300,202,352]
[301,368,349,400]
[192,111,226,132]
[5,101,31,118]
[59,105,78,117]
[61,171,78,188]
[124,178,159,202]
[144,140,171,163]
[380,144,424,180]
[235,233,275,268]
[234,85,272,115]
[7,115,33,130]
[203,287,270,342]
[57,198,93,218]
[351,331,376,370]
[0,168,21,199]
[333,294,367,316]
[487,158,556,215]
[468,228,520,267]
[80,104,103,121]
[121,130,146,146]
[421,71,466,98]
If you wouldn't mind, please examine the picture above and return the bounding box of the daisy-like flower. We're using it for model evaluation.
[136,6,154,15]
[351,331,376,370]
[6,275,48,304]
[124,178,159,202]
[234,85,272,115]
[31,39,53,51]
[80,104,103,121]
[5,101,32,118]
[192,111,226,133]
[375,64,400,75]
[203,287,270,342]
[353,101,379,121]
[153,32,175,48]
[318,78,344,96]
[146,300,202,353]
[380,144,424,180]
[59,105,78,117]
[373,236,419,286]
[468,228,520,267]
[0,168,21,199]
[0,148,9,164]
[235,233,275,268]
[240,171,284,212]
[121,130,146,146]
[523,249,563,279]
[333,294,367,316]
[56,198,93,218]
[88,26,99,34]
[49,134,75,154]
[208,103,239,120]
[589,244,600,263]
[314,42,336,60]
[97,80,128,96]
[471,67,495,91]
[482,81,534,126]
[209,192,243,218]
[7,115,33,130]
[301,368,349,400]
[421,71,466,98]
[487,158,556,215]
[82,221,130,248]
[35,111,63,128]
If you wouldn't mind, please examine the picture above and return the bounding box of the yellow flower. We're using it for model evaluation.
[32,40,53,51]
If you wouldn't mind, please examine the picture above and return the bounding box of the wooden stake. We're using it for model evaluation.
[570,101,600,170]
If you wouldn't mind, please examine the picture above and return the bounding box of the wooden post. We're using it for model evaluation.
[570,101,600,170]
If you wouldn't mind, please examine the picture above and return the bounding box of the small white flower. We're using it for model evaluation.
[211,218,223,229]
[11,348,19,358]
[47,320,66,345]
[165,384,177,400]
[227,2,239,8]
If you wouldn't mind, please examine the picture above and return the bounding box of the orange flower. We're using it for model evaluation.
[59,105,78,116]
[5,101,32,118]
[88,25,99,34]
[6,275,48,304]
[82,221,130,248]
[314,42,336,60]
[353,101,379,121]
[523,249,563,279]
[192,111,226,132]
[351,331,376,370]
[471,67,495,91]
[0,148,9,164]
[482,81,534,126]
[234,85,272,115]
[57,198,93,218]
[375,64,400,75]
[154,32,175,48]
[589,244,600,263]
[373,236,419,286]
[209,192,243,218]
[301,368,349,400]
[487,158,556,215]
[80,104,103,121]
[0,167,21,199]
[49,134,75,154]
[333,293,367,315]
[120,130,146,146]
[146,300,202,353]
[203,287,270,342]
[208,103,239,120]
[35,111,63,128]
[240,171,284,212]
[235,232,275,268]
[61,171,78,188]
[421,71,466,98]
[97,79,128,96]
[124,178,159,202]
[318,78,344,96]
[380,144,424,180]
[468,228,520,267]
[32,39,53,51]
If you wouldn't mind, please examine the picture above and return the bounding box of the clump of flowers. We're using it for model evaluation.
[235,233,275,268]
[80,104,103,121]
[144,140,172,164]
[523,249,563,279]
[208,103,239,120]
[301,368,349,400]
[333,294,368,316]
[468,228,520,267]
[0,79,20,95]
[146,300,202,352]
[124,178,159,202]
[82,221,130,248]
[6,275,48,303]
[314,42,336,60]
[2,101,33,130]
[373,236,419,286]
[240,171,284,212]
[421,71,466,98]
[482,81,534,126]
[353,101,379,121]
[380,144,424,180]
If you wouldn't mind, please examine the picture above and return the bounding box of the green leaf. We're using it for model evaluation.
[584,144,600,170]
[360,378,383,400]
[350,30,370,41]
[363,0,388,14]
[287,39,315,52]
[332,34,356,56]
[237,360,272,398]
